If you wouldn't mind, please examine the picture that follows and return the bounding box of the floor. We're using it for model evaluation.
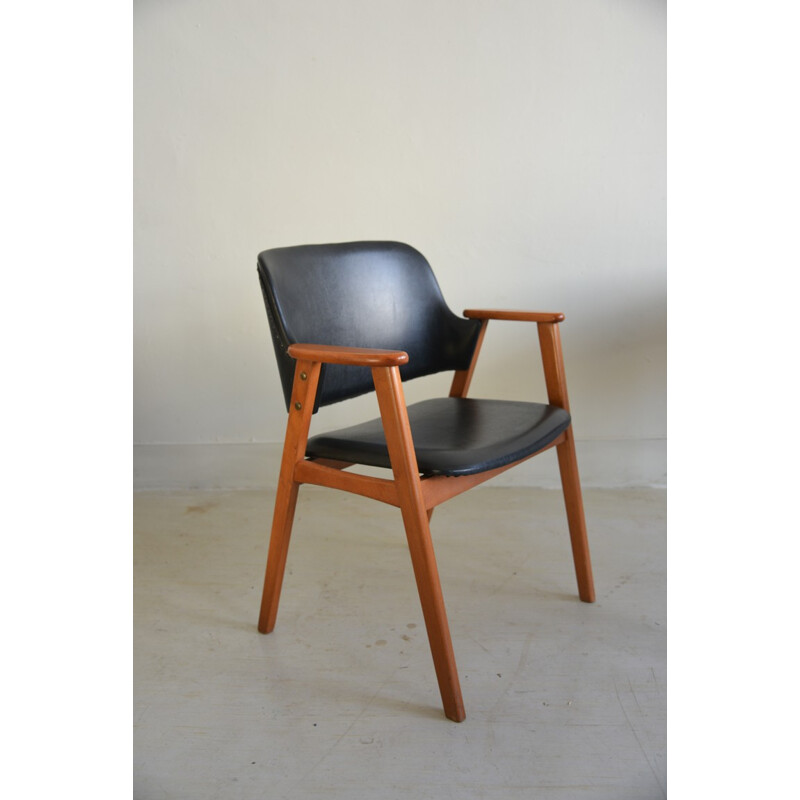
[134,486,666,800]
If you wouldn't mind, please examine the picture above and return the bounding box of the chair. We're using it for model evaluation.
[255,241,594,722]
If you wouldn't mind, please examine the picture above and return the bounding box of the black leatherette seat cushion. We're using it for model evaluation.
[306,397,571,477]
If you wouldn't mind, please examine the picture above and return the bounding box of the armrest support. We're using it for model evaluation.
[288,343,409,367]
[463,309,565,323]
[451,309,568,401]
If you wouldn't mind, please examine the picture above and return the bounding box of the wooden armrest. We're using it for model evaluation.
[287,343,409,367]
[463,309,565,323]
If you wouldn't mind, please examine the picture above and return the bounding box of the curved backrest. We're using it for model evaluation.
[257,241,483,410]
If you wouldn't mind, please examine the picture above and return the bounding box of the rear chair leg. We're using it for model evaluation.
[557,429,595,603]
[258,480,300,633]
[258,359,321,633]
[537,321,595,604]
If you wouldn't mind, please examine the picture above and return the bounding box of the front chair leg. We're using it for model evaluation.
[399,488,465,722]
[373,365,466,722]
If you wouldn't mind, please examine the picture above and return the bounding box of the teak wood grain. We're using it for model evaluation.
[372,365,465,722]
[257,359,321,634]
[537,321,595,603]
[295,459,400,506]
[464,308,566,323]
[288,342,409,367]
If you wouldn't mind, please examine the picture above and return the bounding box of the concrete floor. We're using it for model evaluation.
[134,486,666,799]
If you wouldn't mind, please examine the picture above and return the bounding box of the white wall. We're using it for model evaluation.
[133,0,666,489]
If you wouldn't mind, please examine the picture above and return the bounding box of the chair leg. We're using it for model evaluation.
[372,365,465,722]
[258,359,321,634]
[556,428,595,603]
[398,492,465,722]
[257,478,300,633]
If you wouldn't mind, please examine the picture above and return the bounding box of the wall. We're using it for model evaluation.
[133,0,666,489]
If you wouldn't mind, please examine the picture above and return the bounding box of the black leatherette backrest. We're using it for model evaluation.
[257,241,482,410]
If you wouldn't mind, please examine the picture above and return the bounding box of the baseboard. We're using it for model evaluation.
[133,439,666,491]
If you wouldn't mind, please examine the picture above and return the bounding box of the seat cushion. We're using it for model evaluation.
[305,398,571,477]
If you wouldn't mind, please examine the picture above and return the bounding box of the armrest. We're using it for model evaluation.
[463,309,565,323]
[450,308,567,399]
[287,343,409,367]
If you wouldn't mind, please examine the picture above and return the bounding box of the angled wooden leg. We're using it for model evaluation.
[538,320,595,604]
[258,360,321,633]
[373,366,466,722]
[557,428,595,603]
[401,495,465,722]
[258,478,300,633]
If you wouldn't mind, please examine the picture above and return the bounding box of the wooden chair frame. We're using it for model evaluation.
[257,309,595,722]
